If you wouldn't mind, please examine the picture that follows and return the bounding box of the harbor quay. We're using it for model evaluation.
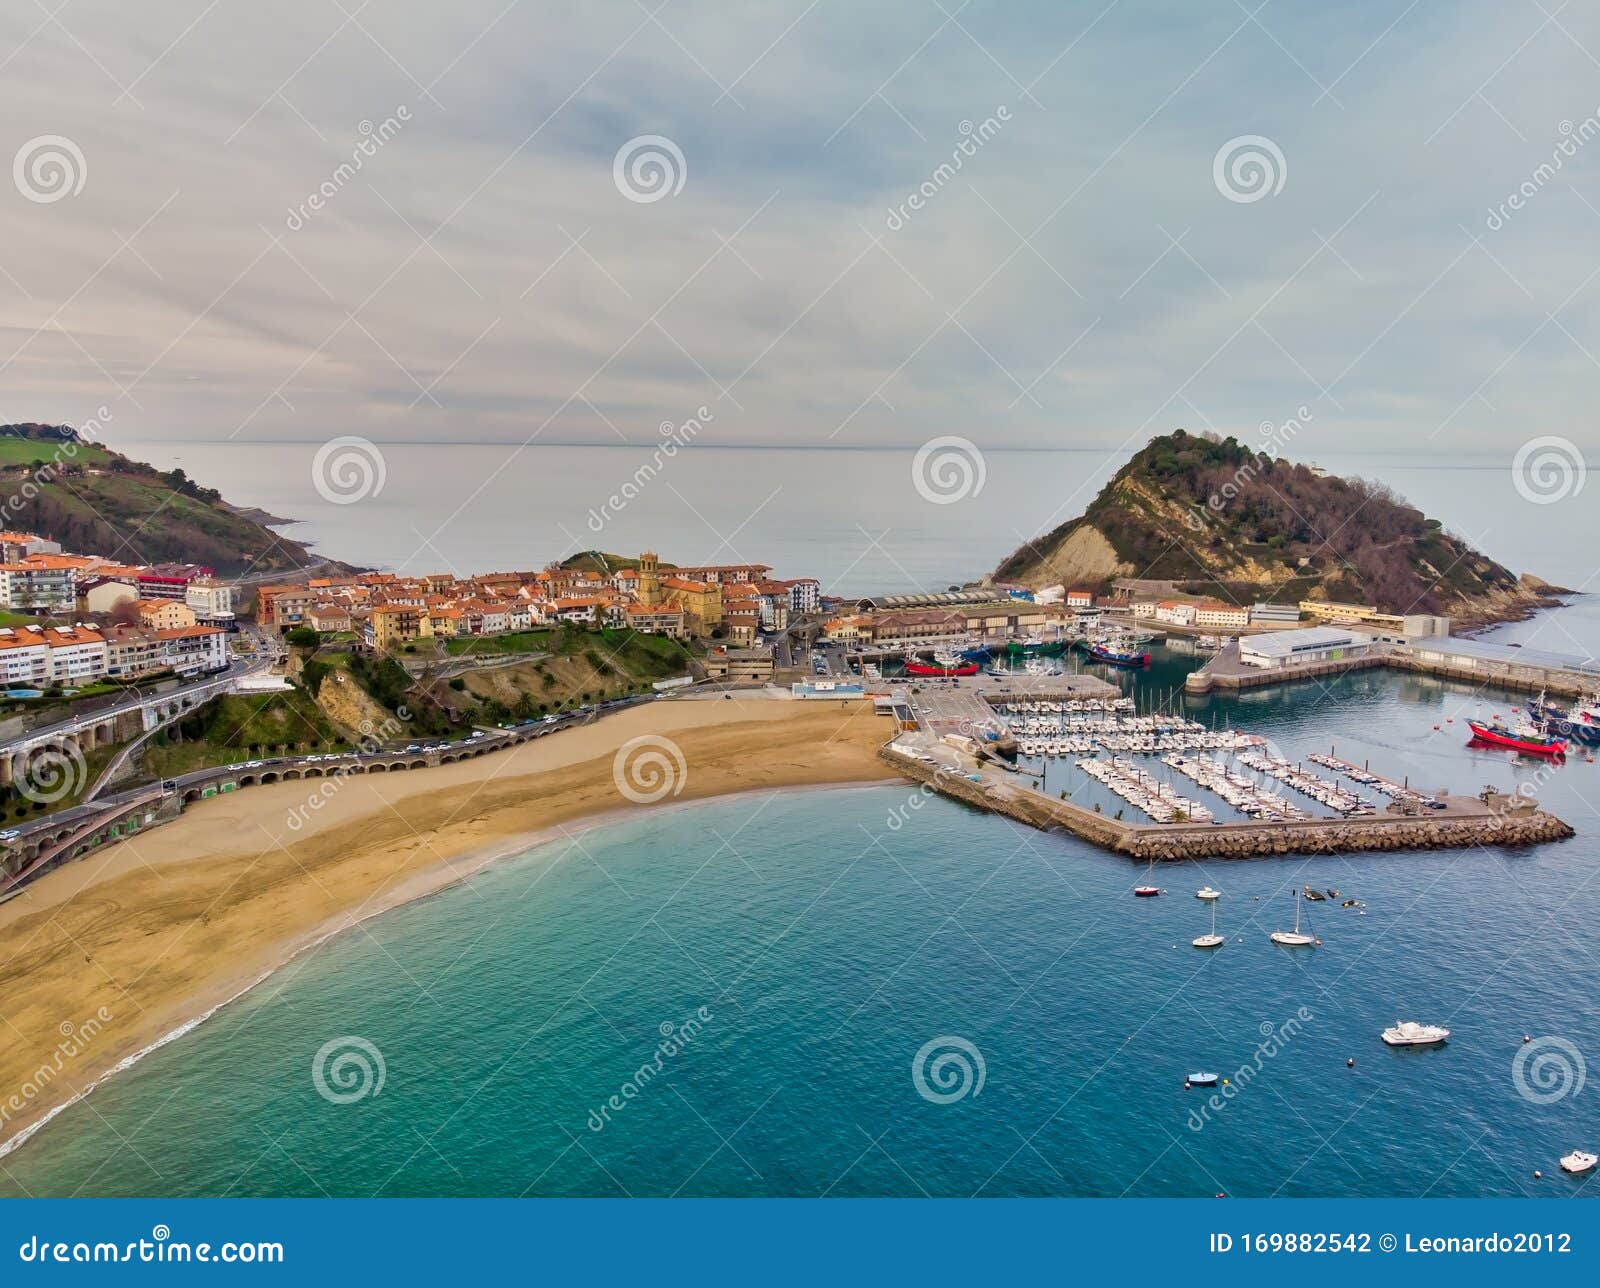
[1187,633,1600,699]
[880,740,1574,861]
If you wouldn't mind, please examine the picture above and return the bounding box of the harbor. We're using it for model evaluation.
[884,638,1577,860]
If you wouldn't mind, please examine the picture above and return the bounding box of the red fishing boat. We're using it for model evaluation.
[1466,717,1566,758]
[904,659,979,677]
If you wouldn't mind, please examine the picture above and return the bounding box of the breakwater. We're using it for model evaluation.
[881,747,1574,860]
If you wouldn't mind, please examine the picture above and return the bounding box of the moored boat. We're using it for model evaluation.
[1085,638,1150,668]
[1561,1150,1598,1175]
[908,659,979,678]
[1381,1021,1450,1047]
[1466,717,1566,758]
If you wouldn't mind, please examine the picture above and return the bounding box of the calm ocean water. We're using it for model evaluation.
[112,440,1595,597]
[5,600,1600,1198]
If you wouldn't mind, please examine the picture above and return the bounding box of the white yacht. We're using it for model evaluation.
[1381,1021,1450,1047]
[1195,886,1221,901]
[1560,1151,1597,1175]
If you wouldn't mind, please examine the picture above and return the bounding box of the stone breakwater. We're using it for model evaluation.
[881,748,1575,861]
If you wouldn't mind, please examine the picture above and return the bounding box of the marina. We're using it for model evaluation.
[889,640,1575,860]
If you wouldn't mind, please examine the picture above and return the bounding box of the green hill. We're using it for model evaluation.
[0,423,342,575]
[994,430,1553,624]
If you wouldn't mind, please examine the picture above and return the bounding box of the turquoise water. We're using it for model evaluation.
[4,606,1600,1198]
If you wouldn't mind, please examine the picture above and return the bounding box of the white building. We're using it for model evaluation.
[1131,599,1159,619]
[1239,627,1374,670]
[1194,601,1250,629]
[1155,601,1197,627]
[156,626,229,675]
[0,630,50,686]
[185,579,236,627]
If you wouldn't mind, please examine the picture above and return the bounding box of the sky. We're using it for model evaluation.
[2,0,1599,466]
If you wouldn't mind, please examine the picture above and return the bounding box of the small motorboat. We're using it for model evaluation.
[1560,1151,1597,1175]
[1195,886,1221,901]
[1187,1072,1219,1087]
[1381,1021,1450,1047]
[1134,886,1161,897]
[1325,889,1339,899]
[1303,886,1326,901]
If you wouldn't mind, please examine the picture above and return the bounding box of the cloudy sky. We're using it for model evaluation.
[2,0,1598,460]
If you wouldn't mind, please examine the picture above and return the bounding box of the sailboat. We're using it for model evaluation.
[1193,899,1224,949]
[1134,857,1160,897]
[1269,890,1319,946]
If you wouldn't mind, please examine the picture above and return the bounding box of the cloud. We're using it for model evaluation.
[0,0,1596,466]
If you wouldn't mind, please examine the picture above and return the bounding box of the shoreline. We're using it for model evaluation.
[0,698,902,1161]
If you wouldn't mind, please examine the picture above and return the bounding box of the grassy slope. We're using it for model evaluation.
[0,425,335,574]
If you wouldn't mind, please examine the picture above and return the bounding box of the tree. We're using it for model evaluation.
[284,626,321,649]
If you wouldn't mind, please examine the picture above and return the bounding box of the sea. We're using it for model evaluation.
[1,442,1597,1198]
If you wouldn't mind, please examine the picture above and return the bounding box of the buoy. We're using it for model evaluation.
[1215,1191,1226,1198]
[1524,1035,1532,1044]
[1347,1057,1355,1068]
[1432,724,1440,731]
[1535,1170,1543,1179]
[1184,1081,1191,1090]
[1222,1078,1229,1085]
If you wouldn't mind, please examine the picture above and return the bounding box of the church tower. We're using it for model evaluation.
[638,551,661,606]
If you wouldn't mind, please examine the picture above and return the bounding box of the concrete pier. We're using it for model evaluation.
[1187,639,1600,699]
[882,745,1574,861]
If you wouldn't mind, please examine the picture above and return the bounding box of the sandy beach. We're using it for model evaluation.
[0,697,901,1156]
